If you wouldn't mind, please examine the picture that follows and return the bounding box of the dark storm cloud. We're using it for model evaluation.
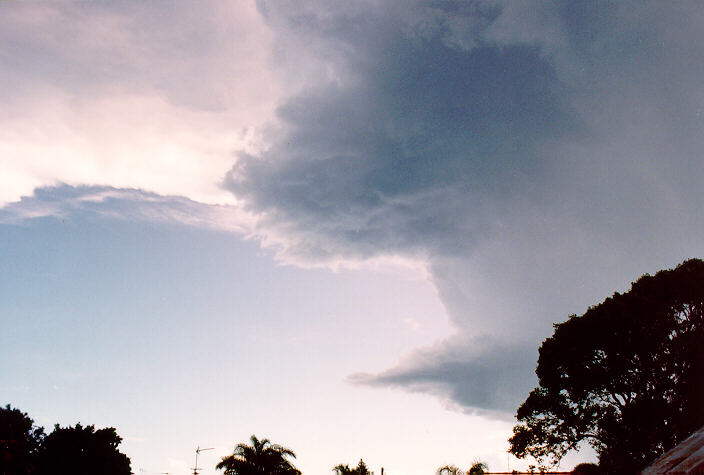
[350,337,537,414]
[226,0,704,414]
[229,0,577,259]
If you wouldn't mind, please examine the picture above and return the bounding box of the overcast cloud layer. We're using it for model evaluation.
[3,1,704,415]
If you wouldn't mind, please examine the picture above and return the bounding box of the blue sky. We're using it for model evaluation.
[2,1,704,473]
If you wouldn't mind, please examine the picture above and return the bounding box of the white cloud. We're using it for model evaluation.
[0,0,279,208]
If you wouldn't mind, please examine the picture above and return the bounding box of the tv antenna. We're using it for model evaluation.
[191,446,214,475]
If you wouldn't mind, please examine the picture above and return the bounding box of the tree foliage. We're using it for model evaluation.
[0,406,130,475]
[35,423,131,475]
[0,405,44,475]
[468,460,488,474]
[436,460,487,475]
[216,435,300,475]
[436,464,462,475]
[509,259,704,472]
[570,462,599,474]
[334,464,353,475]
[334,459,370,475]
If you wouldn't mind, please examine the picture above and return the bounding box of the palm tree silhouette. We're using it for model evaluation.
[216,435,300,475]
[468,461,488,475]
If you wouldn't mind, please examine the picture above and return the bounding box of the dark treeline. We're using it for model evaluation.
[0,405,131,475]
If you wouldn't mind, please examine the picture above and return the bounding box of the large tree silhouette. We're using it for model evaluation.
[509,259,704,473]
[216,435,300,475]
[0,405,44,475]
[35,423,131,475]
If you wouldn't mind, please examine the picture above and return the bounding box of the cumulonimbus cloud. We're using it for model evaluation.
[3,0,704,415]
[224,0,704,413]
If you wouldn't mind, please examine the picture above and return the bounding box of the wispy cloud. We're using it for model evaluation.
[0,185,252,234]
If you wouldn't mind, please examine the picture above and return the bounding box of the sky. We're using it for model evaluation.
[1,1,703,474]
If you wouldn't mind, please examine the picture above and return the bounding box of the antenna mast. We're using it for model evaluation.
[191,446,215,475]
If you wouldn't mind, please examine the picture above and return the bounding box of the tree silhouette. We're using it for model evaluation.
[436,464,462,475]
[334,459,370,475]
[509,259,704,472]
[35,423,131,475]
[333,464,354,475]
[0,404,44,475]
[216,435,300,475]
[468,460,488,474]
[571,462,600,474]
